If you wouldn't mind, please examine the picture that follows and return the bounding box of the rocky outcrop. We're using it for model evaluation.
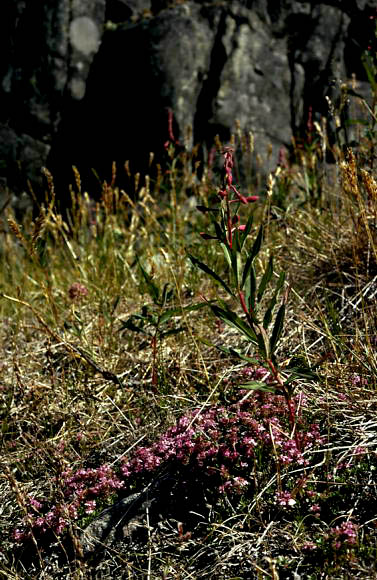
[0,0,376,203]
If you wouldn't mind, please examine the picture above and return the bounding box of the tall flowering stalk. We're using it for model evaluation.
[189,147,300,436]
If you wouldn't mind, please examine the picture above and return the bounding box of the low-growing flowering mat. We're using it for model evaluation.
[13,383,323,543]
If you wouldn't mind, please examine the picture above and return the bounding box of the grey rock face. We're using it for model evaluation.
[0,0,375,201]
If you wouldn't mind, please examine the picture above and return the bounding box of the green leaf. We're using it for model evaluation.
[257,255,273,302]
[283,366,319,383]
[241,225,263,289]
[269,301,286,354]
[159,310,177,324]
[239,381,276,393]
[160,327,186,338]
[158,301,210,324]
[344,118,369,127]
[131,313,149,322]
[198,339,260,364]
[346,88,368,100]
[233,227,241,252]
[245,263,257,314]
[188,254,234,297]
[220,242,232,269]
[362,52,377,92]
[210,303,258,344]
[263,271,286,329]
[214,220,226,243]
[239,212,254,249]
[182,301,214,312]
[119,319,150,335]
[137,258,160,303]
[196,205,220,214]
[255,325,270,359]
[161,283,173,306]
[230,246,242,287]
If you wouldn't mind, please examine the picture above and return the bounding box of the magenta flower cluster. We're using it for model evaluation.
[199,146,258,248]
[120,388,322,484]
[13,374,324,543]
[330,520,359,550]
[276,490,296,507]
[14,465,123,542]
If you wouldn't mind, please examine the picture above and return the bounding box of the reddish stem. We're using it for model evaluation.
[238,290,249,317]
[226,198,232,249]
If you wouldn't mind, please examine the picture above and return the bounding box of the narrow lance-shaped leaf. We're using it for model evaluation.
[269,299,286,355]
[239,381,277,393]
[362,53,377,92]
[239,212,254,250]
[188,254,234,297]
[257,255,273,302]
[230,246,242,288]
[158,301,212,324]
[245,262,257,314]
[198,339,260,364]
[241,224,263,289]
[233,226,241,253]
[255,324,270,359]
[214,220,226,243]
[210,303,258,344]
[161,283,173,307]
[119,318,150,335]
[220,242,232,269]
[263,271,286,329]
[196,205,220,214]
[283,367,319,384]
[137,258,160,303]
[160,327,186,339]
[236,251,243,288]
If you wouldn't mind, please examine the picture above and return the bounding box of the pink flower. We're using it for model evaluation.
[68,282,88,300]
[85,500,96,514]
[302,541,317,551]
[28,497,43,510]
[330,520,358,549]
[13,529,27,542]
[276,490,296,507]
[310,504,321,514]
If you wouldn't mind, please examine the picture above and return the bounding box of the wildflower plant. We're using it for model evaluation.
[189,147,307,432]
[119,257,208,387]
